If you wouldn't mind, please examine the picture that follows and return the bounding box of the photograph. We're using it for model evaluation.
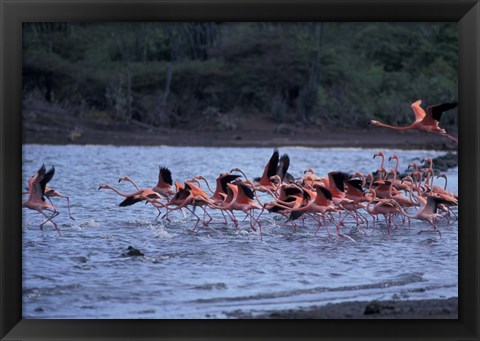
[21,22,459,319]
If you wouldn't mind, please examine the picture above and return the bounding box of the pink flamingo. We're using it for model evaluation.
[22,165,61,235]
[369,100,458,142]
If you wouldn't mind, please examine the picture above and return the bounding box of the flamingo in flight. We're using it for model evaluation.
[369,100,458,142]
[22,164,61,235]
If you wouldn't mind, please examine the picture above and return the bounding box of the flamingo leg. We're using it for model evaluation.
[309,213,326,237]
[383,214,390,235]
[248,210,263,239]
[323,214,332,237]
[58,195,75,220]
[335,224,356,243]
[202,207,213,226]
[40,210,61,236]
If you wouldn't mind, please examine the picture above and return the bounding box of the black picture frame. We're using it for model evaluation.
[1,0,479,340]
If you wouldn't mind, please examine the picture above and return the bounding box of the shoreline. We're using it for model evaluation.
[24,125,458,151]
[224,297,458,319]
[23,110,458,150]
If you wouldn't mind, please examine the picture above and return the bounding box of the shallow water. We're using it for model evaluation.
[22,145,458,318]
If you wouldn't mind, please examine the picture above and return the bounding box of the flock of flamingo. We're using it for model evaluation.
[22,99,458,241]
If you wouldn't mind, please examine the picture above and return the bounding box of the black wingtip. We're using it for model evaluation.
[315,185,333,201]
[119,196,140,207]
[329,171,350,192]
[159,166,173,186]
[289,210,304,221]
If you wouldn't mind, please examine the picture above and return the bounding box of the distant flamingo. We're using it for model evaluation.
[22,164,61,235]
[369,100,458,142]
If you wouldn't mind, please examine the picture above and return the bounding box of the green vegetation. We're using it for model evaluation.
[23,22,458,130]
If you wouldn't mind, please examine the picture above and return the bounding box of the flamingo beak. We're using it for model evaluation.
[98,186,102,190]
[118,178,122,183]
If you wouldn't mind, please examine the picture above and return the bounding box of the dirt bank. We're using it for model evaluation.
[23,109,458,151]
[224,297,458,319]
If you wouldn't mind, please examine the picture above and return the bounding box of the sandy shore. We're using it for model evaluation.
[224,297,458,319]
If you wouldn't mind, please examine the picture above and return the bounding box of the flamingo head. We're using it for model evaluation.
[269,175,282,185]
[421,157,432,166]
[407,162,418,171]
[365,188,377,199]
[388,154,399,162]
[373,151,384,159]
[350,172,364,179]
[401,175,413,184]
[368,120,380,126]
[436,173,447,180]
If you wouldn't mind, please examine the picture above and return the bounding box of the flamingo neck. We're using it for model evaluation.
[102,185,135,198]
[374,122,415,131]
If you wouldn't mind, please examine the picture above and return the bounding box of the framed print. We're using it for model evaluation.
[1,0,479,340]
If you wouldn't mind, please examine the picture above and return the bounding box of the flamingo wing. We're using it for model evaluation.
[174,181,184,192]
[313,185,333,206]
[39,166,55,196]
[346,179,364,193]
[284,186,303,197]
[276,154,290,181]
[289,210,305,221]
[410,100,427,122]
[219,174,241,194]
[427,102,457,122]
[119,195,143,206]
[422,196,439,215]
[158,166,173,186]
[238,183,255,200]
[31,164,54,201]
[328,171,350,193]
[260,149,279,182]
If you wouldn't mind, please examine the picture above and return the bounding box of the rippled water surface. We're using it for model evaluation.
[22,145,458,318]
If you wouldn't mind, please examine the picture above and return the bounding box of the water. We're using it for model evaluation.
[22,145,458,318]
